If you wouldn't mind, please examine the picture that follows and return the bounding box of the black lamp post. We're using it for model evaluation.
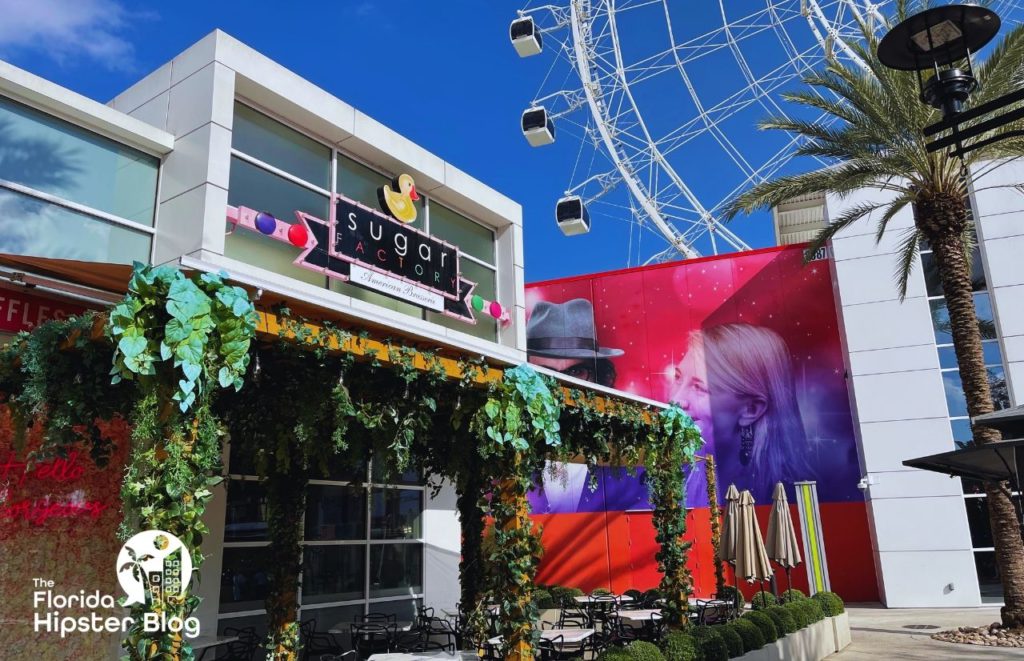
[877,4,1022,159]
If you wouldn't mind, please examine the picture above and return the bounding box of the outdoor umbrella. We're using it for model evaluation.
[765,482,802,594]
[733,489,773,592]
[720,484,741,563]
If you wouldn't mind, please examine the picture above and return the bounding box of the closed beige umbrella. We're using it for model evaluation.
[765,482,802,593]
[734,489,773,591]
[720,484,741,563]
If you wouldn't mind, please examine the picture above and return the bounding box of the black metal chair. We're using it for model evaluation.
[640,589,663,608]
[419,616,457,651]
[315,653,356,661]
[622,589,644,609]
[359,612,397,625]
[350,622,395,659]
[712,589,741,621]
[300,619,346,661]
[394,627,450,654]
[556,605,591,630]
[695,599,731,626]
[219,625,260,661]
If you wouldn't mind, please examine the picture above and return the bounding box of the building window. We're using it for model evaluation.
[227,103,501,341]
[921,237,1010,602]
[0,95,156,264]
[218,451,425,633]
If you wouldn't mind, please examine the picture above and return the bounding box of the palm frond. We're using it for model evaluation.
[893,227,925,301]
[800,199,893,263]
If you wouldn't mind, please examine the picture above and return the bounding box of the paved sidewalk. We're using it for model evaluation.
[832,604,1024,659]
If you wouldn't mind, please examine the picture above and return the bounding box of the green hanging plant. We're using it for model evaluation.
[471,363,562,660]
[109,264,258,661]
[646,404,704,627]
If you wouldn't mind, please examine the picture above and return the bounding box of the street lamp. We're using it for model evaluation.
[877,4,1022,159]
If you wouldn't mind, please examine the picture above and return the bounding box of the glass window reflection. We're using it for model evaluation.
[0,188,150,264]
[371,489,422,540]
[369,544,423,598]
[302,545,366,604]
[221,546,273,612]
[305,485,367,541]
[233,103,330,188]
[0,95,158,225]
[225,480,269,542]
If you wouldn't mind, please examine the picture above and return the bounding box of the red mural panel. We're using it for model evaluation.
[526,245,878,603]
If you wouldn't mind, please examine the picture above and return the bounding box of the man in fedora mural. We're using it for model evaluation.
[526,298,624,388]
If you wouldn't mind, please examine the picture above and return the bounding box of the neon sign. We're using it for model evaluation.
[0,451,111,526]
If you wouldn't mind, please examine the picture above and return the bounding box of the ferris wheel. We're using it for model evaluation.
[511,0,1024,264]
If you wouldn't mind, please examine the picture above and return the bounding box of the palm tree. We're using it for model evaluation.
[723,4,1024,627]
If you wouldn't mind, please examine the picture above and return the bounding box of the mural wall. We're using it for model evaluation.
[525,245,878,600]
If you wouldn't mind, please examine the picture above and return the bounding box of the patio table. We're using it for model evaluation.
[329,620,415,635]
[573,595,633,604]
[367,652,479,661]
[488,628,595,646]
[615,609,662,624]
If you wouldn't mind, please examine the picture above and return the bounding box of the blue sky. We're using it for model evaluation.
[0,0,818,281]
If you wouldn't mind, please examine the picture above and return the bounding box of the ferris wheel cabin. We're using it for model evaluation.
[510,16,543,57]
[556,195,590,236]
[522,106,555,147]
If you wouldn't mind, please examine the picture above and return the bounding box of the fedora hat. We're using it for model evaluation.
[527,298,624,359]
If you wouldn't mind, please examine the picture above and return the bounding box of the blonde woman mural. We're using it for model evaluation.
[671,323,815,504]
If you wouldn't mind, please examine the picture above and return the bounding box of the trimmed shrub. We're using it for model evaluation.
[803,599,825,623]
[781,588,807,603]
[533,588,554,609]
[729,618,764,652]
[717,585,746,611]
[743,610,779,643]
[711,624,744,658]
[751,590,777,610]
[690,626,729,661]
[764,605,798,635]
[593,587,613,596]
[661,632,700,661]
[597,647,633,661]
[625,640,666,661]
[811,591,845,617]
[783,600,808,629]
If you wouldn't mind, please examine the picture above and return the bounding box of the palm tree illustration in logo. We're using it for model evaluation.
[118,544,155,605]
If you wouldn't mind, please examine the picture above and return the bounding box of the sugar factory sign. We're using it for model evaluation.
[228,173,511,326]
[300,195,464,307]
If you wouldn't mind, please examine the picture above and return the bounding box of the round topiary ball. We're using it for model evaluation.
[660,632,699,661]
[597,647,634,661]
[751,590,777,610]
[781,588,807,603]
[712,624,744,658]
[729,618,764,652]
[803,598,825,623]
[811,591,845,617]
[690,626,728,661]
[783,600,808,629]
[765,605,798,635]
[626,640,666,661]
[743,610,779,643]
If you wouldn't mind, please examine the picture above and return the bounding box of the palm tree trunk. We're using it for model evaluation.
[922,193,1024,628]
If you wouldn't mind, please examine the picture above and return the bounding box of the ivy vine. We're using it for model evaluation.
[110,264,258,660]
[471,364,562,660]
[646,405,704,626]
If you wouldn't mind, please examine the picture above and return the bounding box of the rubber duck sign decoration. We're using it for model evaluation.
[226,174,511,327]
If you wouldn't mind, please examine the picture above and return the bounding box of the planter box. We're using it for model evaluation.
[737,619,836,661]
[831,611,851,652]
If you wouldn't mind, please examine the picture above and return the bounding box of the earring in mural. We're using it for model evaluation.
[740,425,754,465]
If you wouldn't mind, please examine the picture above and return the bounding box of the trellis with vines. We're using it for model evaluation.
[0,263,706,661]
